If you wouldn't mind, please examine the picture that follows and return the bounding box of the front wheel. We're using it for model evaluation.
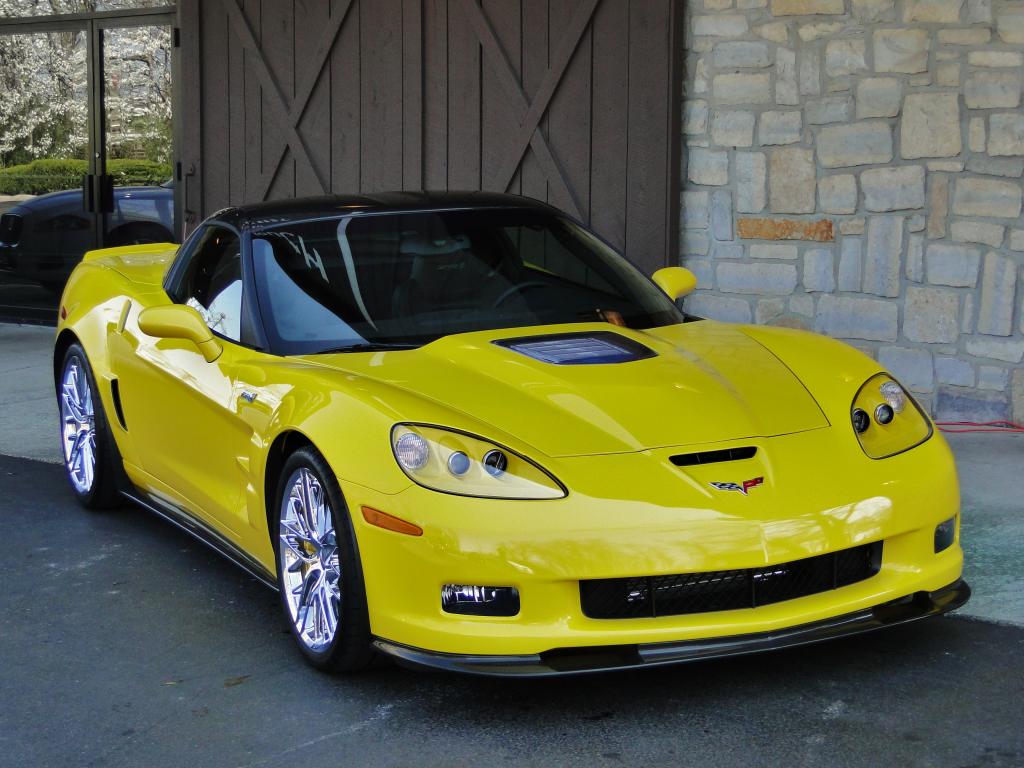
[58,343,122,509]
[275,446,374,671]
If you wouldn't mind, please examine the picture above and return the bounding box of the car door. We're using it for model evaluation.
[116,224,255,534]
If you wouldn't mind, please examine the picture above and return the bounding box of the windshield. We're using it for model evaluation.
[251,208,683,354]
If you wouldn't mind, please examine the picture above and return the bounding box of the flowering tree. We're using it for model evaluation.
[0,0,172,169]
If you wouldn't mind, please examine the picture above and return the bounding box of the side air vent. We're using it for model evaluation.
[494,331,655,365]
[670,446,757,467]
[110,379,128,431]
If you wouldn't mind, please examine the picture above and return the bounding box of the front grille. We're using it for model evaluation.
[580,542,882,619]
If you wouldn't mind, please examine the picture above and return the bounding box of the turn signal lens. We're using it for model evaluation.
[390,424,565,499]
[361,506,423,537]
[852,374,932,459]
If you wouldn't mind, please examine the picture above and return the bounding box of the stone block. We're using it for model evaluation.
[965,155,1024,178]
[840,218,866,235]
[951,221,1004,248]
[977,252,1017,336]
[713,243,745,260]
[798,22,842,41]
[901,93,961,160]
[935,388,1011,421]
[996,2,1024,43]
[735,152,767,213]
[874,29,930,74]
[968,51,1024,68]
[1013,368,1024,425]
[965,71,1022,109]
[937,28,990,44]
[969,117,986,153]
[799,48,821,96]
[717,262,799,295]
[825,39,867,77]
[756,22,790,44]
[806,95,852,124]
[769,147,816,214]
[759,111,802,145]
[926,243,981,287]
[906,234,924,282]
[815,295,898,341]
[750,243,799,259]
[966,0,992,23]
[903,287,960,343]
[683,258,714,288]
[861,166,926,212]
[771,0,844,14]
[818,122,893,167]
[737,218,835,241]
[714,42,773,69]
[711,190,735,241]
[837,237,862,290]
[713,73,773,106]
[965,337,1024,362]
[711,110,756,147]
[819,174,858,214]
[803,248,836,292]
[853,0,896,22]
[863,216,904,297]
[936,62,961,88]
[952,178,1023,219]
[688,148,730,186]
[776,47,799,106]
[904,0,964,22]
[683,101,708,135]
[927,175,949,239]
[686,294,753,324]
[936,357,975,387]
[878,347,933,391]
[978,365,1009,391]
[988,113,1024,157]
[855,77,901,119]
[755,297,787,325]
[682,230,712,256]
[682,191,711,230]
[694,15,750,36]
[1010,229,1024,251]
[789,294,815,317]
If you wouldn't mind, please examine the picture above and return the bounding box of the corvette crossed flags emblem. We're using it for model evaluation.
[709,477,765,496]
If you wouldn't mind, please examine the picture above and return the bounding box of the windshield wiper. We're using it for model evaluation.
[313,342,420,354]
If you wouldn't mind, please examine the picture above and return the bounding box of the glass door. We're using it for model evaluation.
[98,23,174,249]
[0,27,91,319]
[0,8,176,323]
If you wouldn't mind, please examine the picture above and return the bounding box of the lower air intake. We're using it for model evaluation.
[580,542,882,619]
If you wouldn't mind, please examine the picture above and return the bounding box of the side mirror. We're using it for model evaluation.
[652,266,697,301]
[137,304,222,362]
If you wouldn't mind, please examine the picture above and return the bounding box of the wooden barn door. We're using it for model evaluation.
[180,0,682,274]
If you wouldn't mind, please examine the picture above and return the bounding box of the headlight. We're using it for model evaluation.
[851,374,932,459]
[390,424,566,499]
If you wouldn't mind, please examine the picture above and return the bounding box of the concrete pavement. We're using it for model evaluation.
[1,321,1022,767]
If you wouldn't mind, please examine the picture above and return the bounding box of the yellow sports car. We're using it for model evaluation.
[55,192,969,675]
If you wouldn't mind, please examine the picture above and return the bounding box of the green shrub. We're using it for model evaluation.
[0,158,171,196]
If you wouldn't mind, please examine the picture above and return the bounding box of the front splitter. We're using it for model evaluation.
[373,579,971,677]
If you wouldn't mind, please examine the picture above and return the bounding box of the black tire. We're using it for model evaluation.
[274,446,374,672]
[57,343,123,509]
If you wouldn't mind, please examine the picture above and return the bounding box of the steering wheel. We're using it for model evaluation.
[492,281,550,309]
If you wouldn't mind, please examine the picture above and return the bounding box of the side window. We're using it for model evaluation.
[178,226,243,342]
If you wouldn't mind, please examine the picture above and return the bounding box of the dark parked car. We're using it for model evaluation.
[0,184,173,293]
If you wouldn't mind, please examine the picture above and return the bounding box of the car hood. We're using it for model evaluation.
[307,322,830,458]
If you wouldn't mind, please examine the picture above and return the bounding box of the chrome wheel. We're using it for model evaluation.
[60,356,96,494]
[279,468,341,652]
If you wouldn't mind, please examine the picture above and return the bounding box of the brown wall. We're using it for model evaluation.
[179,0,682,274]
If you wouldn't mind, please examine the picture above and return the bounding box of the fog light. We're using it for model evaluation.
[934,516,956,553]
[441,584,520,616]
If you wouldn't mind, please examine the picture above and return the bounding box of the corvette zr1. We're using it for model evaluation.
[54,192,969,675]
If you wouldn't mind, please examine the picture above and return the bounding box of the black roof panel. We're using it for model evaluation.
[212,191,557,230]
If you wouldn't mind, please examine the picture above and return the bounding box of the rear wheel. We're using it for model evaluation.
[275,446,374,671]
[58,344,121,509]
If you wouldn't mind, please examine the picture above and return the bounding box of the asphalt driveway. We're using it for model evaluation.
[1,453,1022,768]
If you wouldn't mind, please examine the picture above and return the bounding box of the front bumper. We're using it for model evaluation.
[374,579,970,676]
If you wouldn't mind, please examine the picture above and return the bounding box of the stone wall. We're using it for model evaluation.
[680,0,1024,424]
